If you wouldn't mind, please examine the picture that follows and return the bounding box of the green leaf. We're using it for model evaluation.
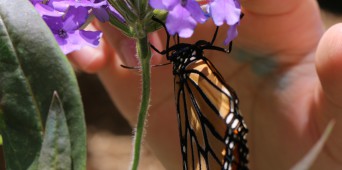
[38,92,71,170]
[0,0,86,170]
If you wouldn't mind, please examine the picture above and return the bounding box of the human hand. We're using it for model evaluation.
[68,0,342,169]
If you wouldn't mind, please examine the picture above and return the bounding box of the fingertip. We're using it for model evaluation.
[316,23,342,102]
[68,42,108,73]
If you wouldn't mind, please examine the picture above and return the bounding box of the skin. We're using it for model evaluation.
[69,0,342,169]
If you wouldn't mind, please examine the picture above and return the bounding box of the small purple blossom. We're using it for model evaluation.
[166,4,197,37]
[150,0,242,44]
[48,0,124,22]
[91,0,125,22]
[208,0,240,26]
[208,0,241,44]
[43,7,102,54]
[30,0,106,54]
[150,0,207,38]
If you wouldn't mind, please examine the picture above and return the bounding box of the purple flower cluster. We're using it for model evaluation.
[30,0,242,53]
[30,0,121,54]
[150,0,241,45]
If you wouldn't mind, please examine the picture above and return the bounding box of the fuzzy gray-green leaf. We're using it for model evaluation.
[0,0,86,169]
[38,92,71,170]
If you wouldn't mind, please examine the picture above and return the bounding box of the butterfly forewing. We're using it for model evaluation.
[175,57,248,170]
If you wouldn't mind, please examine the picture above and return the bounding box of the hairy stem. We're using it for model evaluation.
[130,36,151,170]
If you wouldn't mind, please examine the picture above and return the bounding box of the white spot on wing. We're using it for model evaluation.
[226,114,234,124]
[224,162,228,170]
[222,87,230,96]
[184,58,188,63]
[229,142,234,149]
[231,119,239,129]
[230,104,235,113]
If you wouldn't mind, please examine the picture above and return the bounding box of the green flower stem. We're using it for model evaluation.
[131,36,151,170]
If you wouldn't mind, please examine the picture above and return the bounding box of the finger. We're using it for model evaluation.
[237,0,323,57]
[315,23,342,162]
[95,23,171,121]
[67,21,108,73]
[316,23,342,105]
[97,22,140,67]
[67,40,108,73]
[98,22,165,67]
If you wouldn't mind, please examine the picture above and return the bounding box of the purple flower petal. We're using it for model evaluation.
[32,0,103,55]
[149,0,167,9]
[185,0,207,23]
[54,32,68,46]
[48,0,70,12]
[224,22,238,45]
[233,0,241,8]
[163,0,179,9]
[151,0,207,38]
[63,7,88,31]
[43,16,64,32]
[30,0,43,5]
[79,30,102,46]
[149,0,179,10]
[49,0,106,11]
[58,30,102,54]
[209,0,241,26]
[166,4,197,38]
[34,3,64,17]
[92,8,109,22]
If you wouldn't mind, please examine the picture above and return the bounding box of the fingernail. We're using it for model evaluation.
[119,38,139,67]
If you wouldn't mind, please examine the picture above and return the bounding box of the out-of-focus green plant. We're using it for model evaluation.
[0,0,86,169]
[28,92,72,170]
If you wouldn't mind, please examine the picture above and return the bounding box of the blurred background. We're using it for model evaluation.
[1,0,342,169]
[77,74,165,170]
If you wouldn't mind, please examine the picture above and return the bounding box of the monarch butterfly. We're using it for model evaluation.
[151,18,249,170]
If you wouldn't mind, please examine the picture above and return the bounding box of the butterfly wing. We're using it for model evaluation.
[175,57,248,170]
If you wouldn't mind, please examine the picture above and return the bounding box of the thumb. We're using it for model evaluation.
[316,23,342,105]
[315,23,342,162]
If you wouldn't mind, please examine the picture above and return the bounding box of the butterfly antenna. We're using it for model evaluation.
[121,62,171,70]
[120,64,141,70]
[152,62,172,67]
